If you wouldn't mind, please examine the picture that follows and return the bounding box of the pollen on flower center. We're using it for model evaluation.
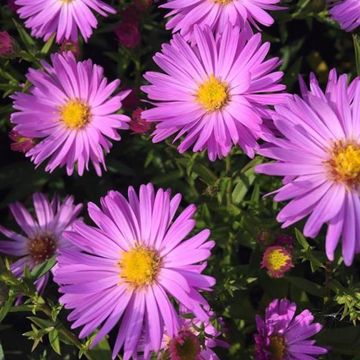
[261,245,293,278]
[119,246,161,288]
[269,334,287,360]
[196,75,229,112]
[28,233,57,265]
[266,248,290,271]
[214,0,232,4]
[169,330,201,360]
[60,100,91,129]
[327,141,360,187]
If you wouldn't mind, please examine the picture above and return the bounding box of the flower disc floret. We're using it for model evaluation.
[196,76,229,112]
[60,100,91,130]
[327,141,360,188]
[119,246,161,288]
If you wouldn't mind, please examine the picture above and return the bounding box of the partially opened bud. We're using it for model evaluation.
[9,130,36,153]
[0,31,16,58]
[115,21,141,49]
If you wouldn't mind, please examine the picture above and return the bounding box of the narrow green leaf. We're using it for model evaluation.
[0,342,4,360]
[295,228,310,250]
[354,34,360,76]
[49,329,61,355]
[12,19,36,51]
[287,276,324,297]
[30,257,56,281]
[40,34,55,55]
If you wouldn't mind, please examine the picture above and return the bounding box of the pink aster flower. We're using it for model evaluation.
[164,306,228,360]
[11,52,130,176]
[255,299,327,360]
[15,0,115,43]
[142,24,286,160]
[256,70,360,265]
[328,0,360,31]
[0,193,82,294]
[161,0,283,41]
[54,184,215,360]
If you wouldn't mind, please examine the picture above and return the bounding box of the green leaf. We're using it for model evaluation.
[12,19,36,51]
[0,295,13,323]
[28,316,54,329]
[287,276,324,297]
[30,257,56,281]
[295,228,310,250]
[48,329,61,355]
[0,341,4,360]
[354,34,360,76]
[192,164,217,185]
[40,34,55,55]
[232,169,256,204]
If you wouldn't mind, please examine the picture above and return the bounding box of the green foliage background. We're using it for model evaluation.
[0,0,360,359]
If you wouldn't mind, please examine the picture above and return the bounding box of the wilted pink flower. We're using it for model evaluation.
[130,108,152,134]
[115,21,141,48]
[0,31,15,57]
[9,129,35,153]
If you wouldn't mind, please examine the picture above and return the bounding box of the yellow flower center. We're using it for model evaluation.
[119,246,161,288]
[269,335,287,360]
[28,233,57,265]
[214,0,232,4]
[60,100,91,129]
[328,141,360,188]
[196,75,229,112]
[266,248,290,272]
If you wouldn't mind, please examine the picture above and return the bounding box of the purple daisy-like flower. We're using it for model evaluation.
[255,299,327,360]
[11,52,130,176]
[165,306,228,360]
[328,0,360,32]
[256,70,360,265]
[161,0,283,41]
[15,0,115,43]
[54,184,215,360]
[142,24,286,160]
[0,193,82,294]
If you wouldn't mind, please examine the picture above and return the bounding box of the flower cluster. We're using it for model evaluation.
[2,0,360,358]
